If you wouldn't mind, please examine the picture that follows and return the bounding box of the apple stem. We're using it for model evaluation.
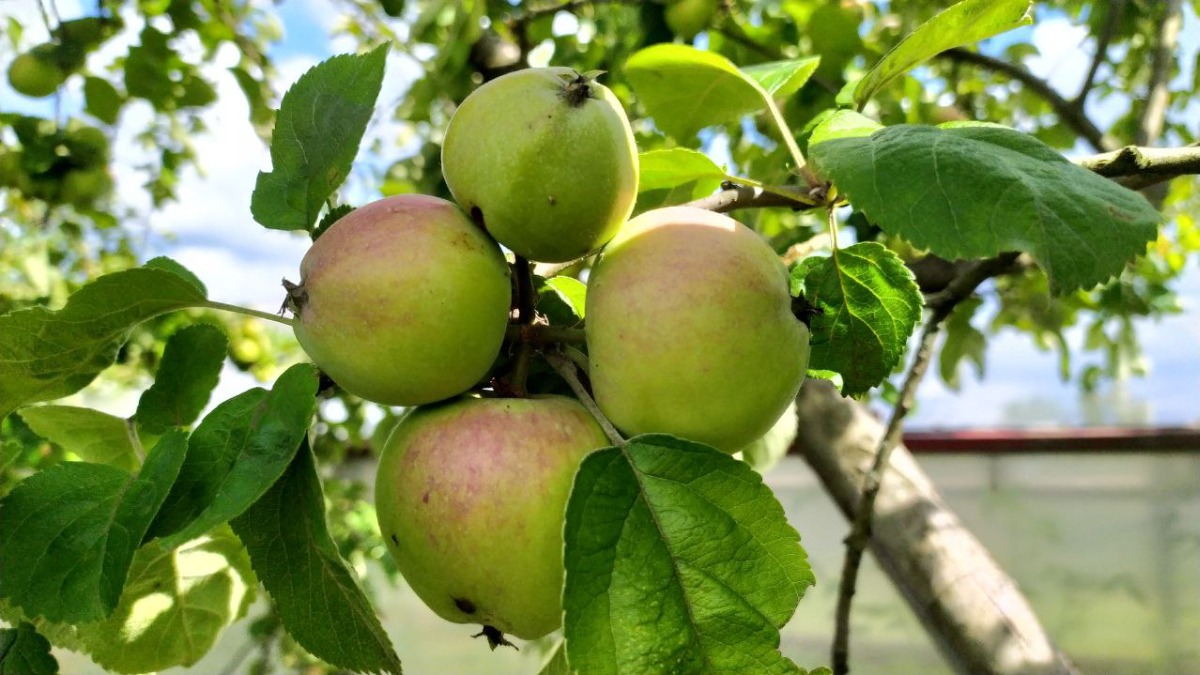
[545,352,625,447]
[504,324,586,345]
[513,256,537,324]
[204,300,294,327]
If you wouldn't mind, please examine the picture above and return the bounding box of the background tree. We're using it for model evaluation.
[1,0,1197,673]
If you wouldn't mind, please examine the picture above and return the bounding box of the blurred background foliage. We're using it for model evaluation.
[2,0,1198,670]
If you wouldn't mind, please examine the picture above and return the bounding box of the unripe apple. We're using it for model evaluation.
[375,396,608,641]
[586,206,810,452]
[7,45,67,98]
[664,0,717,40]
[288,194,511,406]
[441,67,638,263]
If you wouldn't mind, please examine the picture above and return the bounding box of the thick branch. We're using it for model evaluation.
[1075,144,1200,190]
[939,48,1118,152]
[1136,0,1183,146]
[793,380,1079,675]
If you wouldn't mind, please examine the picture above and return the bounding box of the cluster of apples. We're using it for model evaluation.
[285,68,810,644]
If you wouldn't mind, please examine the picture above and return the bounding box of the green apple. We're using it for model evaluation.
[61,167,113,207]
[586,206,810,452]
[664,0,717,41]
[7,45,67,98]
[441,67,638,263]
[375,395,608,641]
[288,194,511,406]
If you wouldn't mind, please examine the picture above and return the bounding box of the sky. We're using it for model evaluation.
[2,1,1198,430]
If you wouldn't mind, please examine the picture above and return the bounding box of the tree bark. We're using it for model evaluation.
[791,379,1079,675]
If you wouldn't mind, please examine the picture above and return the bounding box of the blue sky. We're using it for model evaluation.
[2,1,1197,429]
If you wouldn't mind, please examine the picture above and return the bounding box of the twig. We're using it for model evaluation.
[544,352,625,446]
[831,251,1020,675]
[205,300,294,327]
[938,48,1118,152]
[504,324,586,346]
[683,182,823,213]
[1136,0,1183,146]
[1074,0,1126,106]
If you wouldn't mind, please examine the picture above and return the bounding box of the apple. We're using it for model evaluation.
[375,395,608,641]
[441,67,638,263]
[585,206,810,452]
[288,194,511,406]
[664,0,717,41]
[7,46,67,98]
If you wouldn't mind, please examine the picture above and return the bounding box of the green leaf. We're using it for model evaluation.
[83,76,122,125]
[563,435,813,675]
[791,243,922,396]
[17,405,139,472]
[0,441,20,475]
[0,623,58,675]
[854,0,1032,106]
[939,296,986,390]
[539,642,570,675]
[0,265,208,421]
[251,45,388,231]
[809,110,883,146]
[312,203,356,242]
[77,527,256,673]
[142,256,207,295]
[625,45,765,140]
[742,57,821,100]
[149,364,319,549]
[810,125,1162,292]
[739,402,798,474]
[635,148,728,211]
[136,324,228,435]
[0,431,188,623]
[537,275,588,324]
[231,441,402,675]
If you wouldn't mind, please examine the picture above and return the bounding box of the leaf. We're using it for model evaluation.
[539,642,571,675]
[939,296,986,390]
[808,110,883,146]
[563,435,813,675]
[142,256,207,295]
[742,57,821,100]
[0,441,20,475]
[809,125,1162,292]
[83,76,122,125]
[537,276,588,325]
[635,148,728,211]
[17,405,139,472]
[791,243,922,396]
[77,527,256,673]
[0,266,208,421]
[625,45,765,140]
[149,364,320,549]
[136,324,229,435]
[231,441,402,675]
[854,0,1032,106]
[251,45,388,232]
[739,402,798,474]
[0,431,188,623]
[0,623,58,675]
